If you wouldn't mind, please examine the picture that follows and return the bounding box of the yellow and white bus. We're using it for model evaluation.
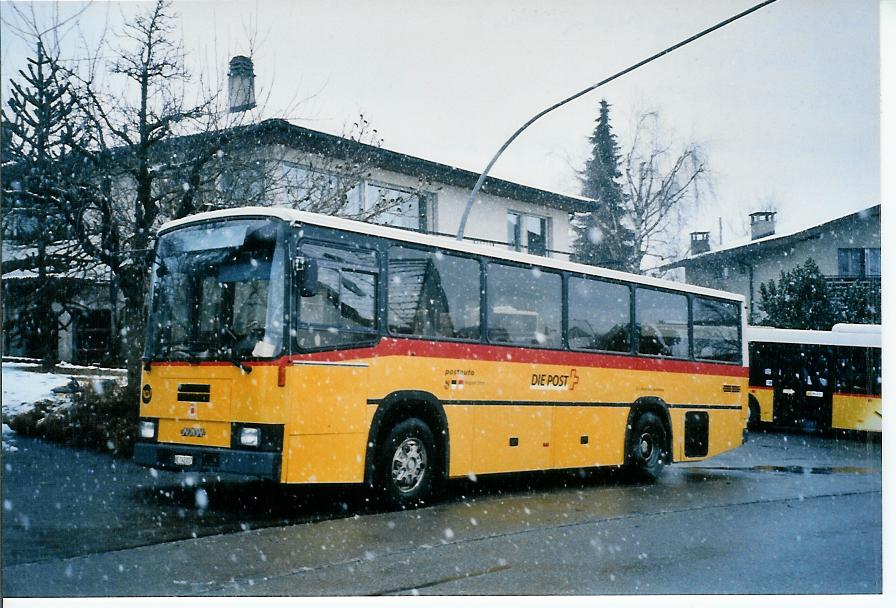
[134,207,749,507]
[746,324,881,433]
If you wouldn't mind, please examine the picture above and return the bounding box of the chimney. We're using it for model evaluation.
[228,55,256,113]
[749,211,777,240]
[690,231,711,255]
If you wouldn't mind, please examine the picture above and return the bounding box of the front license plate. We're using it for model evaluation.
[173,454,194,466]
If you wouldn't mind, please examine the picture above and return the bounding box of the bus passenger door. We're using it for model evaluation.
[773,344,804,427]
[801,348,833,430]
[284,361,370,483]
[774,344,831,430]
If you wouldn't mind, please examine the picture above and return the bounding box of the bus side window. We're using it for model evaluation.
[692,297,741,363]
[294,243,378,349]
[486,262,561,348]
[387,246,481,340]
[568,276,631,353]
[635,288,689,358]
[869,348,882,395]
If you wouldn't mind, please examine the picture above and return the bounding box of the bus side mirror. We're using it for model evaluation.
[296,256,319,297]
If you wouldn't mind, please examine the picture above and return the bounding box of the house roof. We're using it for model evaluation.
[234,119,596,214]
[666,204,880,269]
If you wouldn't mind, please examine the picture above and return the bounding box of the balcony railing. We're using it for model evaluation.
[824,275,881,292]
[428,230,572,260]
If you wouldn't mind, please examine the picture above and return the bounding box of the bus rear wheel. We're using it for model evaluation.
[377,418,438,509]
[625,411,667,482]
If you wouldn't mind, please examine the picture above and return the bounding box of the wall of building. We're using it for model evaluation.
[1,277,116,364]
[265,147,575,259]
[434,186,572,259]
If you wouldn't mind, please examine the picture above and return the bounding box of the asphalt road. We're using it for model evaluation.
[1,429,882,596]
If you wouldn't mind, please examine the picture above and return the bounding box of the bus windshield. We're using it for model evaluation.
[147,218,287,362]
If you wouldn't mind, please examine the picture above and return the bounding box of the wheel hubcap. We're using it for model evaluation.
[639,432,654,460]
[391,438,427,493]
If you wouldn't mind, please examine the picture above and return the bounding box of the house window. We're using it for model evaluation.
[838,248,880,277]
[219,163,266,204]
[280,164,363,214]
[277,163,428,231]
[507,211,549,256]
[366,183,425,231]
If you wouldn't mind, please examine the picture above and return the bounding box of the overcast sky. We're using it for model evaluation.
[1,0,882,244]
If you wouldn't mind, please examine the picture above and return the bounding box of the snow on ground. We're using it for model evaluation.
[1,363,73,417]
[2,422,17,452]
[2,361,127,420]
[56,361,127,375]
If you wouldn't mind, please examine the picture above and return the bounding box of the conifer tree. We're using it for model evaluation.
[572,100,637,271]
[757,259,836,330]
[2,40,86,366]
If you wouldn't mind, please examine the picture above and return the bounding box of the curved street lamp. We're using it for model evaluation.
[456,0,778,241]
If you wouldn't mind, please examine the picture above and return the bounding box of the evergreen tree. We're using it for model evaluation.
[572,100,637,271]
[2,41,86,367]
[757,259,836,330]
[834,280,881,325]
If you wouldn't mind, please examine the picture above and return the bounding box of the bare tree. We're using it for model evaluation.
[621,110,710,273]
[60,0,231,401]
[6,0,426,402]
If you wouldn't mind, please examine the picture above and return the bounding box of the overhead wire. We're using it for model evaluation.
[456,0,780,240]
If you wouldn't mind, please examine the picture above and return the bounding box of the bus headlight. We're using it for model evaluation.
[239,427,261,447]
[138,419,157,440]
[230,423,283,451]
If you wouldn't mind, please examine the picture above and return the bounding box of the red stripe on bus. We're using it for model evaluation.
[155,338,748,377]
[288,338,749,377]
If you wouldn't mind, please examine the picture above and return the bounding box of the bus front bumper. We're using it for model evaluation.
[134,442,281,481]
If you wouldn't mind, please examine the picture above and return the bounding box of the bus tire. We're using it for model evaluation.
[625,411,667,482]
[377,418,438,509]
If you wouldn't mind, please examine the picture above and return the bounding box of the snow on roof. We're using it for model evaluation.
[160,206,746,302]
[746,325,881,348]
[1,240,110,282]
[672,204,880,266]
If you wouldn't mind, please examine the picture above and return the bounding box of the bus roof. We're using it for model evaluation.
[159,206,745,302]
[746,325,881,349]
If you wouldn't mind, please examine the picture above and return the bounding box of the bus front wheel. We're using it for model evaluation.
[625,411,667,482]
[377,418,437,509]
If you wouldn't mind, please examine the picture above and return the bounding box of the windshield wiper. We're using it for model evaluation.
[221,327,253,374]
[226,355,252,374]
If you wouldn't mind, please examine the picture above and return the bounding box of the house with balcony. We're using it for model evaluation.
[665,205,880,321]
